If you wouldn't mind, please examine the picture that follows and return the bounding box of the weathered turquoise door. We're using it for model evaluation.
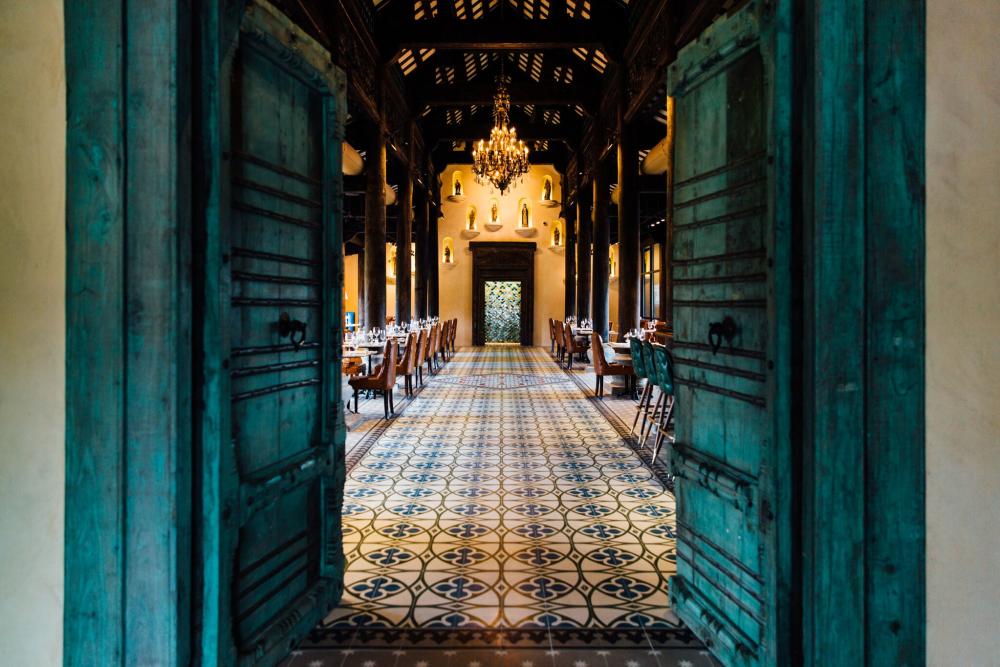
[667,2,792,665]
[196,3,347,665]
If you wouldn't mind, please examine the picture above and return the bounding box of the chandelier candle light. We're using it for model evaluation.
[472,77,530,195]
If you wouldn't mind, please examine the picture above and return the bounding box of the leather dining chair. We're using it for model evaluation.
[415,327,429,386]
[562,320,589,370]
[449,319,457,355]
[438,320,449,363]
[348,339,398,418]
[591,332,634,398]
[395,333,417,397]
[553,320,566,363]
[427,323,440,374]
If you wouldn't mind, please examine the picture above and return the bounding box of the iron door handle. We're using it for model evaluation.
[707,316,737,354]
[278,312,308,351]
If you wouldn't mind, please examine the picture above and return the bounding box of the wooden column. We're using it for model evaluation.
[591,168,610,340]
[396,170,413,323]
[356,249,365,325]
[364,123,387,328]
[414,187,429,319]
[661,95,675,323]
[563,202,577,319]
[429,206,440,317]
[617,91,641,334]
[575,183,592,320]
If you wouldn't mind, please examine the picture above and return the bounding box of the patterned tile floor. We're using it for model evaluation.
[293,347,714,667]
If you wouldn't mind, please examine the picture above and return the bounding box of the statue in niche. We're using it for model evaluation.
[553,226,561,246]
[467,208,476,230]
[453,176,462,197]
[444,245,452,263]
[520,203,529,228]
[491,201,499,223]
[390,247,397,276]
[542,178,552,201]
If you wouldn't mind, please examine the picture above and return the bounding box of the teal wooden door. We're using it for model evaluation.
[667,3,792,665]
[196,3,347,665]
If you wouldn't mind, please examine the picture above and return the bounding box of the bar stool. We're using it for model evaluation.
[650,344,676,462]
[639,340,661,447]
[629,337,653,436]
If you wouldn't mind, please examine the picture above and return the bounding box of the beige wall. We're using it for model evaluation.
[926,1,1000,663]
[438,164,566,347]
[0,1,66,665]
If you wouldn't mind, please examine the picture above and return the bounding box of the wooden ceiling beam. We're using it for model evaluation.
[422,117,581,146]
[380,19,616,62]
[418,81,594,111]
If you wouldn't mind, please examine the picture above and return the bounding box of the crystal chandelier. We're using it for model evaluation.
[472,77,529,195]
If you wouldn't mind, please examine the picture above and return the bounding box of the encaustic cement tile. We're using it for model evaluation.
[300,347,694,658]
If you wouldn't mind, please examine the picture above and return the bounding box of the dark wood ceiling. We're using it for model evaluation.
[272,0,739,246]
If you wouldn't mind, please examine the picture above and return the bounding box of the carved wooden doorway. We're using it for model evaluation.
[471,242,535,346]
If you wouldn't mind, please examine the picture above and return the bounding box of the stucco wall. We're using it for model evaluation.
[437,164,566,347]
[926,1,1000,663]
[0,1,66,665]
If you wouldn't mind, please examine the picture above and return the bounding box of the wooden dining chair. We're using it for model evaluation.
[449,319,457,355]
[427,323,440,374]
[348,339,398,418]
[553,320,566,363]
[591,332,634,398]
[562,320,589,370]
[414,328,429,386]
[395,333,417,396]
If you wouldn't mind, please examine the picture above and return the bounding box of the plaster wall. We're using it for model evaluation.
[437,164,566,348]
[0,1,66,664]
[925,1,1000,662]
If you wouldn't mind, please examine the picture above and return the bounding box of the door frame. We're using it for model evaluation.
[470,242,536,346]
[64,1,348,665]
[63,0,925,664]
[796,0,926,663]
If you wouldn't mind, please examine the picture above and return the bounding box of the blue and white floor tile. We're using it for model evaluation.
[293,346,714,666]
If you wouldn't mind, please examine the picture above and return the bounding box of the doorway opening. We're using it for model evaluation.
[484,280,522,343]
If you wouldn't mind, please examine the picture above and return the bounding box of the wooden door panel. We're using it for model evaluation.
[668,3,785,665]
[197,3,346,664]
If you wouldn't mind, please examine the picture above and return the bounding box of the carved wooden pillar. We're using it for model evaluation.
[575,182,592,320]
[617,89,641,334]
[414,187,429,319]
[364,122,387,328]
[591,168,610,340]
[662,95,676,323]
[429,204,440,317]
[563,201,577,319]
[396,170,413,323]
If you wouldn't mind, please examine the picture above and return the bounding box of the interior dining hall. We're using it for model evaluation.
[1,0,998,665]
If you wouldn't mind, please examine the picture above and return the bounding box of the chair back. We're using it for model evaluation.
[397,333,416,374]
[592,332,609,374]
[440,321,449,352]
[382,339,398,388]
[429,323,439,353]
[554,319,564,344]
[562,320,575,349]
[651,344,674,395]
[414,329,427,365]
[450,319,457,349]
[641,340,659,387]
[629,337,647,379]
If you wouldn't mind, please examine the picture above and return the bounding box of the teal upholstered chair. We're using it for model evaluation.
[629,337,654,436]
[639,340,660,446]
[650,344,676,462]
